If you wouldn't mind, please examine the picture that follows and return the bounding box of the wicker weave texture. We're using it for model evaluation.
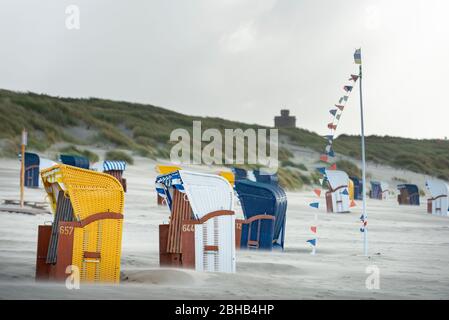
[41,164,124,283]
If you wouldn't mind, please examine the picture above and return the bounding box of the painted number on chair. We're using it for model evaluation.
[182,224,195,232]
[59,225,74,236]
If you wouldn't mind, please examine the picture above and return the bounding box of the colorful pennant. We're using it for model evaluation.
[309,202,319,209]
[320,154,329,163]
[309,54,361,253]
[354,48,362,65]
[360,214,367,232]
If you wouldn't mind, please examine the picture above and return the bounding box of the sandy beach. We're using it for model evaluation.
[1,153,449,300]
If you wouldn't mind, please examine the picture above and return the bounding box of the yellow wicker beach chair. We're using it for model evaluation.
[218,171,235,186]
[36,164,124,283]
[348,179,355,201]
[155,164,182,175]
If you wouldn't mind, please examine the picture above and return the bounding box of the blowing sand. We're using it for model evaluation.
[1,155,449,300]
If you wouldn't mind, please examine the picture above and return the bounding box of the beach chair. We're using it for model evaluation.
[235,215,275,250]
[350,177,363,200]
[60,154,89,169]
[426,180,449,216]
[155,165,182,205]
[35,164,124,283]
[397,184,420,206]
[234,180,287,250]
[156,170,236,273]
[232,167,248,181]
[219,171,235,186]
[23,152,40,188]
[348,179,354,201]
[325,170,350,213]
[93,160,127,192]
[253,169,279,185]
[370,181,389,200]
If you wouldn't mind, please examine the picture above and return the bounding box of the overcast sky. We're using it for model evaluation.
[1,0,448,139]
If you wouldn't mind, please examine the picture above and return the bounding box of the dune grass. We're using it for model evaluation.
[105,150,134,165]
[1,89,448,184]
[59,145,99,163]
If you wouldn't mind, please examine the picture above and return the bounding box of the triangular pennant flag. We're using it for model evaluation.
[342,188,349,195]
[360,228,365,233]
[327,123,337,130]
[335,105,345,111]
[343,96,349,102]
[349,74,359,82]
[306,239,317,246]
[329,163,337,170]
[320,154,329,163]
[309,202,319,209]
[328,150,335,157]
[329,109,337,116]
[325,144,332,153]
[350,200,357,207]
[319,178,324,185]
[354,48,362,65]
[344,85,353,92]
[310,226,317,233]
[336,114,341,120]
[317,167,326,175]
[313,189,322,197]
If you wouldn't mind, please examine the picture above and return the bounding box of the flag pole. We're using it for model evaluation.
[20,129,27,208]
[358,51,368,256]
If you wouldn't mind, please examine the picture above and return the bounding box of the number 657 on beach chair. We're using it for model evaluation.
[35,164,125,283]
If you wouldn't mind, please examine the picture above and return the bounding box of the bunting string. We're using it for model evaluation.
[306,53,361,253]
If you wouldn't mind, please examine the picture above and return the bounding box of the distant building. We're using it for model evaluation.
[274,109,296,128]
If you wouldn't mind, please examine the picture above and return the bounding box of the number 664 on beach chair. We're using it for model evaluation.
[35,164,125,283]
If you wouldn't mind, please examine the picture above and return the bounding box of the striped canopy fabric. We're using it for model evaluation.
[155,171,185,209]
[156,170,234,219]
[60,154,89,169]
[103,160,126,172]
